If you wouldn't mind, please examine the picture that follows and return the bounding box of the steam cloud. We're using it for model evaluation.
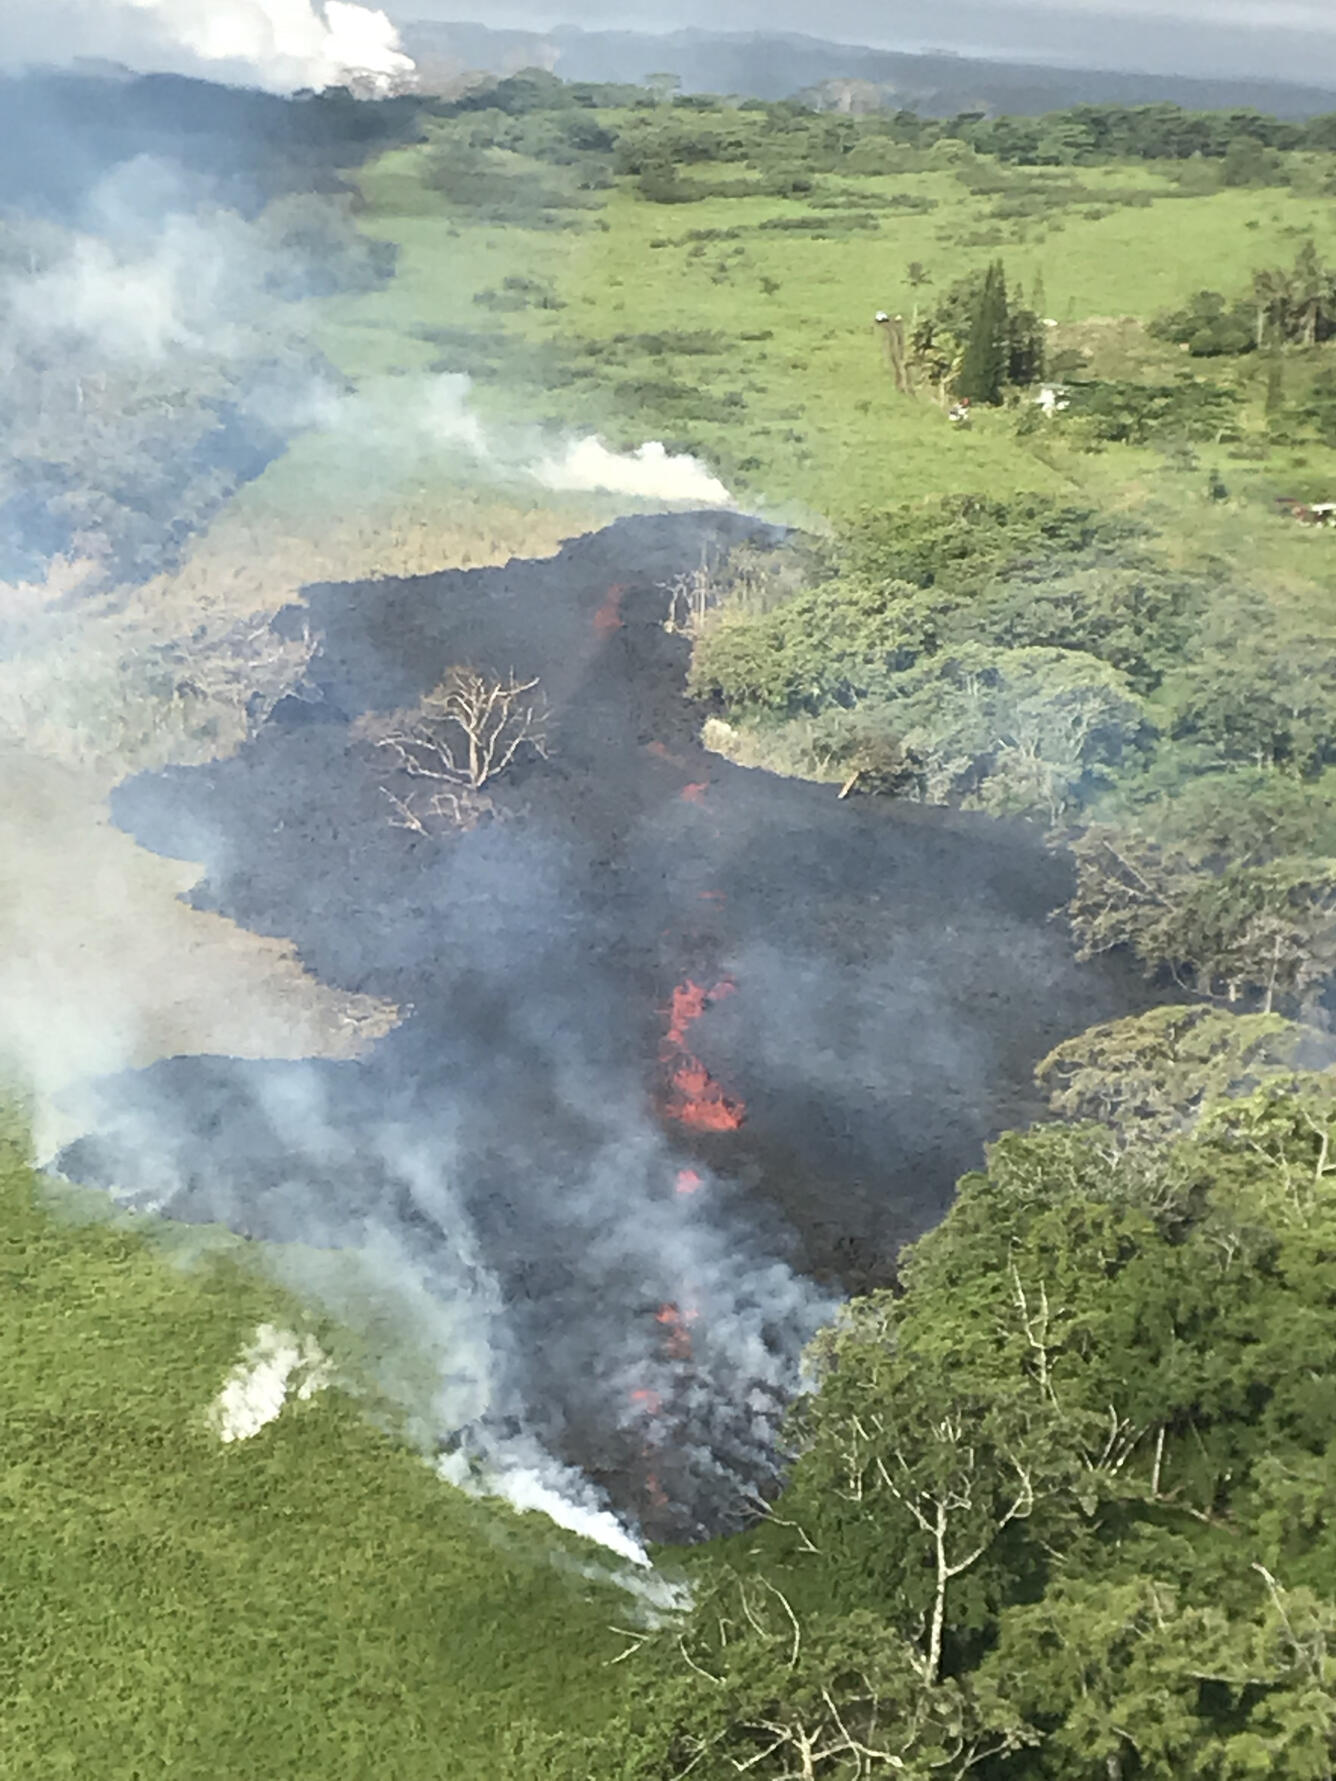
[0,1,414,93]
[405,371,736,507]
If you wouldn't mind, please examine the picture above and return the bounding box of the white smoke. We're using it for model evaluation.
[3,213,248,364]
[318,373,737,512]
[207,1322,333,1442]
[438,1442,652,1569]
[392,373,735,509]
[0,0,414,94]
[532,437,735,506]
[203,1315,657,1566]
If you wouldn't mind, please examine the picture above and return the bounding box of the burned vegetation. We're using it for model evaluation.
[71,510,1147,1537]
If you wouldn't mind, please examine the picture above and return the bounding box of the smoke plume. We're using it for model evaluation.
[0,1,414,94]
[533,437,734,505]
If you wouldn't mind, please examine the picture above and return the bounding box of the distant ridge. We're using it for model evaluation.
[400,21,1336,118]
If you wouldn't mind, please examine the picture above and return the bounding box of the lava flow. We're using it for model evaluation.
[661,979,746,1132]
[592,582,626,635]
[655,1300,698,1360]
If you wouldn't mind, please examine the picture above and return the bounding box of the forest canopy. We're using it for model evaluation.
[537,1051,1336,1778]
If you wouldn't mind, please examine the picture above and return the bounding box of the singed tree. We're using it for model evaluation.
[362,665,548,834]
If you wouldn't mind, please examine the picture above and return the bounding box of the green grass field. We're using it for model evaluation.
[307,121,1336,537]
[0,1117,644,1780]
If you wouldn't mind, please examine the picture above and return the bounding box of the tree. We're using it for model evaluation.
[1034,1004,1306,1144]
[1150,288,1256,357]
[956,260,1010,406]
[608,1579,1032,1780]
[984,1574,1336,1781]
[362,666,547,832]
[1169,624,1336,773]
[890,645,1145,822]
[908,312,966,407]
[566,1090,1336,1781]
[1250,244,1336,349]
[1006,289,1046,388]
[1067,828,1336,1011]
[787,1288,1093,1678]
[162,611,319,738]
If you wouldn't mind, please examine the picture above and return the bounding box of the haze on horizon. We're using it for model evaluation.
[0,0,1332,94]
[395,0,1336,90]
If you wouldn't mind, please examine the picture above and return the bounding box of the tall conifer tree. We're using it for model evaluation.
[958,259,1009,404]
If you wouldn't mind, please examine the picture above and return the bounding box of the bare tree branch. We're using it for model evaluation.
[362,665,546,834]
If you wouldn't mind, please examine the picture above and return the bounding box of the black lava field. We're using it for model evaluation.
[63,510,1145,1538]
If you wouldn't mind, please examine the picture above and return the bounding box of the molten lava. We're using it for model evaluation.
[661,977,746,1131]
[680,782,709,803]
[675,1167,704,1195]
[669,1063,746,1130]
[655,1300,698,1359]
[665,979,718,1047]
[593,583,626,635]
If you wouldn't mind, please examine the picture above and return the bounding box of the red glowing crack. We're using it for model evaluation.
[661,978,745,1132]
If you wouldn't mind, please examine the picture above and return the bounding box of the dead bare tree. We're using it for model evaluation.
[169,612,319,736]
[663,560,722,639]
[362,665,548,834]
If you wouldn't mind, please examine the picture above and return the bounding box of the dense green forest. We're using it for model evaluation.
[7,69,1336,1780]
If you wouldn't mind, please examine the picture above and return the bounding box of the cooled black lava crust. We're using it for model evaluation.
[66,509,1147,1535]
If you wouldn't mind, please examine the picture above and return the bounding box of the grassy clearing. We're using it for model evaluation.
[319,124,1336,536]
[0,1114,640,1780]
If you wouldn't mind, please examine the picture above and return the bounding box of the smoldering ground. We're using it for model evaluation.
[56,511,1149,1541]
[0,153,402,586]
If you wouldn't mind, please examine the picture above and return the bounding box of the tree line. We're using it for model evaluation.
[688,495,1336,1018]
[1153,242,1336,357]
[429,68,1336,175]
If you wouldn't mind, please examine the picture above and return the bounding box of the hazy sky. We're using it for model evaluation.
[395,1,1336,87]
[0,0,1331,91]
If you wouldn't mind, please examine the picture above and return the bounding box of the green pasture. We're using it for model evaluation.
[0,1121,638,1780]
[304,122,1336,531]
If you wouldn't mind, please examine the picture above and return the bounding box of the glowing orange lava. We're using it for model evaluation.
[669,1063,746,1130]
[630,1386,662,1416]
[665,980,712,1047]
[675,1168,704,1195]
[593,584,626,635]
[660,977,746,1131]
[655,1301,698,1359]
[680,782,708,803]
